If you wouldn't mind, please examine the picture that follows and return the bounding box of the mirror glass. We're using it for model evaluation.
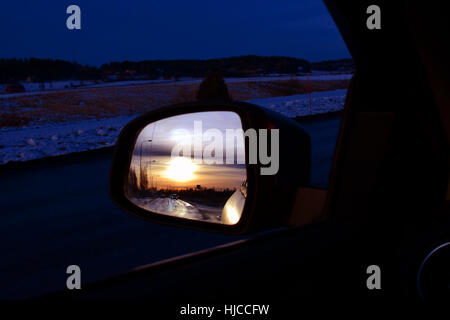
[126,111,247,225]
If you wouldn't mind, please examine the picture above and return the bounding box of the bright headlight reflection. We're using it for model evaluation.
[224,206,240,225]
[221,187,246,225]
[165,157,197,182]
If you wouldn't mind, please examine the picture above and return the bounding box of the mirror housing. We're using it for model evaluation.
[109,101,311,235]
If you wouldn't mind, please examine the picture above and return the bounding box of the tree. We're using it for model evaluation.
[140,167,150,192]
[127,167,139,197]
[196,73,232,101]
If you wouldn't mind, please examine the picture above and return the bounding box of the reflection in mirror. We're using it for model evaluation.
[126,111,247,225]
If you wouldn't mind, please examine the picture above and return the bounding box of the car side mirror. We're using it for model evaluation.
[109,101,311,235]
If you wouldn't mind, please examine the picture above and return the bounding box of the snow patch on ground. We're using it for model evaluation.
[0,89,347,165]
[0,116,137,164]
[248,89,347,118]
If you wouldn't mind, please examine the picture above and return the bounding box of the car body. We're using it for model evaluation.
[221,181,247,225]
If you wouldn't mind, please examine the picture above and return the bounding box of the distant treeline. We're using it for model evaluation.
[0,56,312,83]
[101,55,311,79]
[0,56,354,83]
[311,59,354,72]
[0,58,98,83]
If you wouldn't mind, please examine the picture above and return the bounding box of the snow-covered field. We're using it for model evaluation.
[248,89,346,118]
[0,116,136,164]
[0,89,346,165]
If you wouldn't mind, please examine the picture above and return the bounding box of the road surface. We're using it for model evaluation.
[133,197,222,222]
[138,197,201,219]
[0,116,340,299]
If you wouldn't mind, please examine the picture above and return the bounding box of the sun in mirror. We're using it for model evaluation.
[126,111,247,225]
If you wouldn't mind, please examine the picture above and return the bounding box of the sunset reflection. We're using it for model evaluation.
[126,111,247,225]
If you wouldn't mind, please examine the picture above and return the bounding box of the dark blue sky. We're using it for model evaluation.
[0,0,350,66]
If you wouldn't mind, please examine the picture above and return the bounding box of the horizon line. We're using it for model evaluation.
[0,55,353,68]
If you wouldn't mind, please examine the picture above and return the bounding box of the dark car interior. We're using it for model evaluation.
[36,0,450,306]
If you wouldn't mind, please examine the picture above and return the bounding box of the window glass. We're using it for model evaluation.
[0,0,351,298]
